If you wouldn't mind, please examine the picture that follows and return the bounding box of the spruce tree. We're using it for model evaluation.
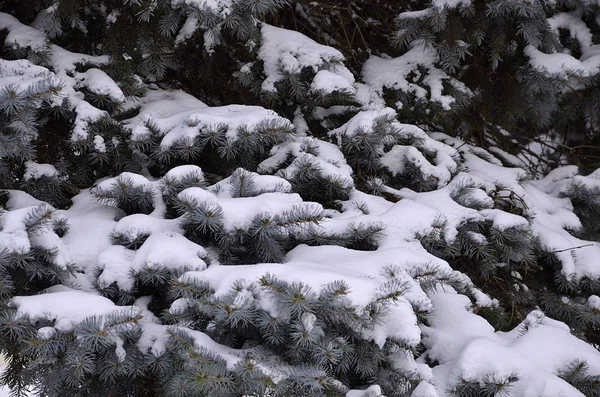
[1,1,600,397]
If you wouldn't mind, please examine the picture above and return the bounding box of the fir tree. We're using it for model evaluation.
[2,2,600,397]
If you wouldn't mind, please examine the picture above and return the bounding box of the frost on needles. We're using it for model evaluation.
[1,1,600,397]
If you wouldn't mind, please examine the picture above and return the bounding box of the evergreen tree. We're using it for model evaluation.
[385,0,600,172]
[1,2,600,397]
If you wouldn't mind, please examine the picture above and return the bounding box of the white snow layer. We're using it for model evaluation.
[0,13,47,51]
[259,24,354,93]
[524,13,600,78]
[11,288,125,331]
[75,68,126,103]
[23,162,59,180]
[97,232,207,291]
[131,102,289,148]
[362,44,470,110]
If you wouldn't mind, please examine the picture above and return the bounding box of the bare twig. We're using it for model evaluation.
[550,244,594,254]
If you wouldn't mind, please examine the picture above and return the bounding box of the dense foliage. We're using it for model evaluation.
[1,0,600,396]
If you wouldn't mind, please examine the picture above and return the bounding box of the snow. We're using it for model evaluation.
[113,214,183,236]
[133,232,207,271]
[0,375,12,397]
[315,139,352,172]
[4,190,46,209]
[179,256,422,347]
[175,15,199,44]
[548,12,593,51]
[481,209,529,230]
[347,385,383,397]
[381,145,454,187]
[524,45,593,76]
[31,231,71,269]
[96,245,136,290]
[433,0,471,8]
[163,165,205,183]
[0,13,119,149]
[211,169,292,196]
[278,153,354,188]
[153,104,289,147]
[362,45,465,110]
[97,232,207,291]
[50,45,109,74]
[463,151,528,186]
[23,161,58,181]
[334,116,459,193]
[397,9,433,20]
[4,109,600,396]
[330,108,397,140]
[3,13,600,396]
[178,188,322,231]
[310,69,355,94]
[398,188,481,241]
[524,11,600,78]
[58,191,119,288]
[425,293,600,397]
[587,295,600,309]
[72,101,108,141]
[96,172,153,191]
[0,229,30,255]
[124,87,208,131]
[0,13,47,51]
[138,324,247,370]
[259,24,351,93]
[424,292,496,364]
[545,11,600,76]
[172,0,233,14]
[0,58,60,99]
[0,204,54,254]
[10,287,125,331]
[411,381,439,397]
[75,68,126,103]
[259,138,354,181]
